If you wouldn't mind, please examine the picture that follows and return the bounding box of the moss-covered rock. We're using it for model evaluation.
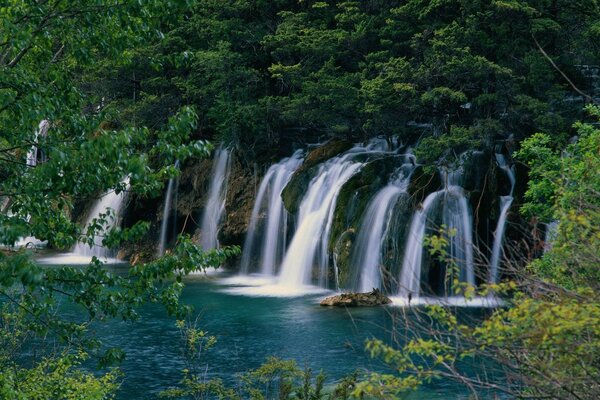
[408,166,442,204]
[333,229,355,288]
[320,289,392,307]
[329,155,406,285]
[461,150,491,192]
[281,139,353,213]
[330,155,403,250]
[176,158,214,215]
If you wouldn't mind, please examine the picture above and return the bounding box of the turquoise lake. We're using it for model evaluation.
[63,270,500,399]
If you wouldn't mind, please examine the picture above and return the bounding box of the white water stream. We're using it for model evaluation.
[199,147,231,250]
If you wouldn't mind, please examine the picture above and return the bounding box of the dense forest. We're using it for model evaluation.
[1,1,599,399]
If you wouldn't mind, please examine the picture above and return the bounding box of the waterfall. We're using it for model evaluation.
[6,121,51,249]
[199,147,231,250]
[443,184,475,287]
[73,178,130,259]
[240,151,303,275]
[158,160,180,256]
[544,220,559,252]
[398,191,443,298]
[489,154,515,283]
[352,160,414,292]
[277,146,369,288]
[26,120,49,167]
[398,167,474,298]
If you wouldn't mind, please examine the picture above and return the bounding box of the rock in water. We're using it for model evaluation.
[320,289,392,307]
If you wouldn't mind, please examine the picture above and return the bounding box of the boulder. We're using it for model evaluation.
[320,289,392,307]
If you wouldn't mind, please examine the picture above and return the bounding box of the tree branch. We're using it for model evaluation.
[532,33,595,104]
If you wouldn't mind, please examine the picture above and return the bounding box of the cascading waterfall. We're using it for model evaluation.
[443,177,475,287]
[352,158,415,292]
[277,146,371,288]
[489,154,515,283]
[73,178,130,259]
[398,167,475,298]
[158,160,180,256]
[239,151,303,275]
[398,191,443,298]
[199,147,231,250]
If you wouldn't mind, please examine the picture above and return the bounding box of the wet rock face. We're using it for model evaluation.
[320,289,392,307]
[330,155,402,251]
[333,229,355,287]
[219,157,256,246]
[281,139,353,213]
[408,165,442,203]
[177,158,214,216]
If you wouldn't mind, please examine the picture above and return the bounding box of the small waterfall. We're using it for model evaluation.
[26,120,49,167]
[489,154,515,283]
[352,160,414,292]
[240,151,303,275]
[544,220,559,252]
[73,178,130,259]
[158,161,180,256]
[6,121,50,249]
[199,147,231,250]
[277,146,368,288]
[443,183,475,287]
[398,191,443,298]
[398,167,475,298]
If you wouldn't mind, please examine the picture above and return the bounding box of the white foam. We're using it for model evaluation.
[389,295,502,308]
[219,274,278,286]
[221,282,332,298]
[36,254,125,265]
[1,237,48,250]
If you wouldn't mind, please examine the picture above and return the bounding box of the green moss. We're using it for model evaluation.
[329,155,403,283]
[281,139,353,213]
[408,166,442,204]
[333,229,355,288]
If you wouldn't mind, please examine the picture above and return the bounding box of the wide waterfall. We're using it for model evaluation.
[223,143,505,304]
[240,151,303,275]
[398,167,475,298]
[72,178,130,260]
[352,158,414,292]
[199,147,231,250]
[158,160,180,256]
[489,153,515,283]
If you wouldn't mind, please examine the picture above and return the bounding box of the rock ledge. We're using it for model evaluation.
[320,289,392,307]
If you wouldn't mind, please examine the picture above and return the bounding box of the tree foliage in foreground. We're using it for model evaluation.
[1,1,239,398]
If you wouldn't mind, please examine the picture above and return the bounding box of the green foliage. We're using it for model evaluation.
[92,0,598,159]
[0,2,243,400]
[517,105,600,289]
[0,351,119,400]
